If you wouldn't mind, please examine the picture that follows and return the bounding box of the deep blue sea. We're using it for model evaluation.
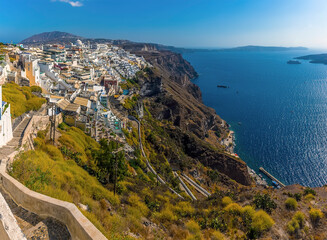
[183,50,327,187]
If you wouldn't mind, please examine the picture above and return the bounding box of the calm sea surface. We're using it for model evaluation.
[183,50,327,187]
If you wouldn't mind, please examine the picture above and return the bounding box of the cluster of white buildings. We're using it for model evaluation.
[0,85,12,147]
[0,39,151,144]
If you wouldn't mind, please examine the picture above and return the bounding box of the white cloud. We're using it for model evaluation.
[52,0,83,7]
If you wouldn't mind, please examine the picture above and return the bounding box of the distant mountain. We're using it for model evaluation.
[218,45,308,52]
[20,31,132,46]
[295,53,327,65]
[20,31,83,44]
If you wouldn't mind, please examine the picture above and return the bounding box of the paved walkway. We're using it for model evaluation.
[0,187,71,240]
[0,117,31,160]
[0,116,72,239]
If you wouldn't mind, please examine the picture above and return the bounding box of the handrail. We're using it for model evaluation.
[129,116,184,199]
[173,171,197,201]
[181,173,211,197]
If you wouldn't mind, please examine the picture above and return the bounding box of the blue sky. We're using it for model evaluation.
[1,0,327,48]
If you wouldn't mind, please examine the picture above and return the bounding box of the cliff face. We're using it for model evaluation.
[123,44,252,186]
[167,128,252,186]
[122,44,201,100]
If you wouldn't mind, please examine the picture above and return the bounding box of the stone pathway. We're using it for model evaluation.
[0,117,31,160]
[0,187,71,240]
[0,116,72,239]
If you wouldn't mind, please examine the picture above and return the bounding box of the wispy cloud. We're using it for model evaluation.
[52,0,83,7]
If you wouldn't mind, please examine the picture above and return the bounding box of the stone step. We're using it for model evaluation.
[24,221,50,240]
[13,132,24,137]
[6,137,20,145]
[0,147,16,159]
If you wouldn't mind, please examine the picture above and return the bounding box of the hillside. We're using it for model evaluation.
[2,83,46,118]
[10,117,327,239]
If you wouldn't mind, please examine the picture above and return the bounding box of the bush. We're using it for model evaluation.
[30,86,42,93]
[309,208,323,225]
[211,230,225,240]
[223,203,242,215]
[221,196,232,207]
[294,193,302,202]
[253,193,277,213]
[304,193,315,201]
[293,211,305,228]
[304,188,316,196]
[186,220,201,235]
[287,218,299,234]
[128,193,149,217]
[155,205,177,223]
[250,210,275,236]
[287,211,305,235]
[242,205,255,218]
[285,198,297,210]
[242,205,256,228]
[58,122,69,130]
[173,201,195,217]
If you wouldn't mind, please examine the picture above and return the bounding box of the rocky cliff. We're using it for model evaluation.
[122,44,252,186]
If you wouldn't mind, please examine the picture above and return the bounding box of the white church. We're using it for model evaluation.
[0,85,13,147]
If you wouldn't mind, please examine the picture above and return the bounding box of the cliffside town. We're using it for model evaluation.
[0,33,327,240]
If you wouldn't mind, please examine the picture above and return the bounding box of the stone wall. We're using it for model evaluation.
[0,187,26,240]
[0,152,107,240]
[21,113,63,149]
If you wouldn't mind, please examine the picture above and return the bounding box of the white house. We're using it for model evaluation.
[0,85,13,147]
[0,63,10,84]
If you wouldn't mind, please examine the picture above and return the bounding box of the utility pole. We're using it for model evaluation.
[113,153,118,196]
[49,102,56,145]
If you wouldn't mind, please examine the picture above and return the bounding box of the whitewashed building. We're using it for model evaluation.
[0,85,13,147]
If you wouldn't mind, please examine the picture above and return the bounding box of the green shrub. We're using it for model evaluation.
[58,122,69,130]
[223,203,242,215]
[285,198,297,210]
[221,196,232,207]
[211,230,225,240]
[304,188,316,196]
[155,205,177,223]
[173,201,195,217]
[287,218,299,234]
[242,205,255,218]
[253,193,277,213]
[309,208,323,225]
[128,193,149,217]
[30,86,42,93]
[294,193,302,202]
[250,210,275,237]
[287,211,305,235]
[186,220,201,235]
[242,205,255,228]
[304,193,315,201]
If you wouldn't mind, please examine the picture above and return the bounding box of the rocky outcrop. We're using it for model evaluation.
[167,128,252,186]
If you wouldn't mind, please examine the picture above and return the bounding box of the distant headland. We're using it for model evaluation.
[295,54,327,65]
[165,45,308,54]
[216,45,308,52]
